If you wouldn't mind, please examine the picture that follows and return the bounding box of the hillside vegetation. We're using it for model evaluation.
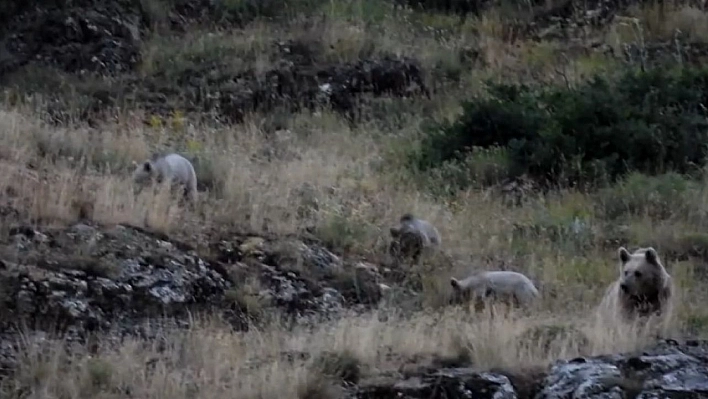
[2,0,708,397]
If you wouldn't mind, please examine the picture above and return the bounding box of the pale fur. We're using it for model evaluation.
[133,153,198,203]
[597,247,674,328]
[450,270,540,308]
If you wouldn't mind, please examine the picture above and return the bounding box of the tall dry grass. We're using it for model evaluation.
[3,307,669,399]
[0,98,691,393]
[0,103,640,309]
[2,1,708,397]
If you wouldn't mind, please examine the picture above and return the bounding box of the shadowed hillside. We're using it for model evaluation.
[2,0,708,397]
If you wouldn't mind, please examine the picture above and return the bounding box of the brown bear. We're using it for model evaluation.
[598,246,674,323]
[132,152,198,205]
[388,213,441,264]
[450,270,540,311]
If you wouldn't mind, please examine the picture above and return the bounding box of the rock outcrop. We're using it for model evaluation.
[0,219,387,379]
[351,339,708,398]
[0,0,431,125]
[0,222,384,338]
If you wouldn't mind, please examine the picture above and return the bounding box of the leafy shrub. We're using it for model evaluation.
[311,350,362,384]
[411,67,708,188]
[314,212,374,255]
[418,146,512,196]
[659,232,708,264]
[595,172,697,221]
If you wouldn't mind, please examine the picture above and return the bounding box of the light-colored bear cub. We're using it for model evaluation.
[599,246,673,323]
[450,270,540,309]
[133,153,198,204]
[388,213,441,263]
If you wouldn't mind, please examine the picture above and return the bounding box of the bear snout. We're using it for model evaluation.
[620,283,629,293]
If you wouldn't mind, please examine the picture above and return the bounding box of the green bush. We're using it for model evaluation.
[411,67,708,188]
[595,172,698,221]
[415,146,512,197]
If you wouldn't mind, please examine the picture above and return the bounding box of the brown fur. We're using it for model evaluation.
[388,213,441,264]
[599,247,673,322]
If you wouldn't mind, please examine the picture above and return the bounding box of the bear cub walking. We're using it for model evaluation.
[133,153,198,204]
[388,213,441,263]
[450,270,540,309]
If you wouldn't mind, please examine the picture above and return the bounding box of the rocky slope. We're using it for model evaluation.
[3,0,708,396]
[0,215,384,376]
[0,220,384,336]
[1,217,708,397]
[352,339,708,398]
[0,0,430,124]
[3,0,708,126]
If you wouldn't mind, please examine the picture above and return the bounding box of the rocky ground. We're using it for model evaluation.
[0,207,385,374]
[3,0,708,397]
[354,339,708,398]
[2,212,708,397]
[0,0,431,125]
[0,212,383,334]
[2,0,708,126]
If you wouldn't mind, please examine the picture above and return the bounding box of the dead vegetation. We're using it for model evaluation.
[2,0,708,397]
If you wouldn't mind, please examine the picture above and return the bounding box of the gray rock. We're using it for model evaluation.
[536,340,708,399]
[1,224,232,333]
[0,222,354,335]
[350,340,708,399]
[536,358,623,399]
[355,368,517,398]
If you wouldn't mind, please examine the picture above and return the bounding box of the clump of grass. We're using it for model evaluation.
[224,276,272,320]
[3,309,667,397]
[595,172,699,222]
[311,349,362,384]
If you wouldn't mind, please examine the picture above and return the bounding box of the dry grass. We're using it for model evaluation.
[1,1,708,397]
[2,309,668,399]
[623,1,708,43]
[0,96,701,396]
[603,0,708,57]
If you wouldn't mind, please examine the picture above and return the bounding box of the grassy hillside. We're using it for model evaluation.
[2,0,708,397]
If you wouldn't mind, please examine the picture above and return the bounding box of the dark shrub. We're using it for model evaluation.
[411,67,708,189]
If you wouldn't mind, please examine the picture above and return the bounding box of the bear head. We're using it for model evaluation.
[399,213,415,223]
[449,276,498,309]
[132,160,156,185]
[450,277,474,301]
[617,247,666,300]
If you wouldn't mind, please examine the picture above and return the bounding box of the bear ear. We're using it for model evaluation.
[645,247,659,265]
[142,161,152,172]
[618,247,631,264]
[450,277,461,290]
